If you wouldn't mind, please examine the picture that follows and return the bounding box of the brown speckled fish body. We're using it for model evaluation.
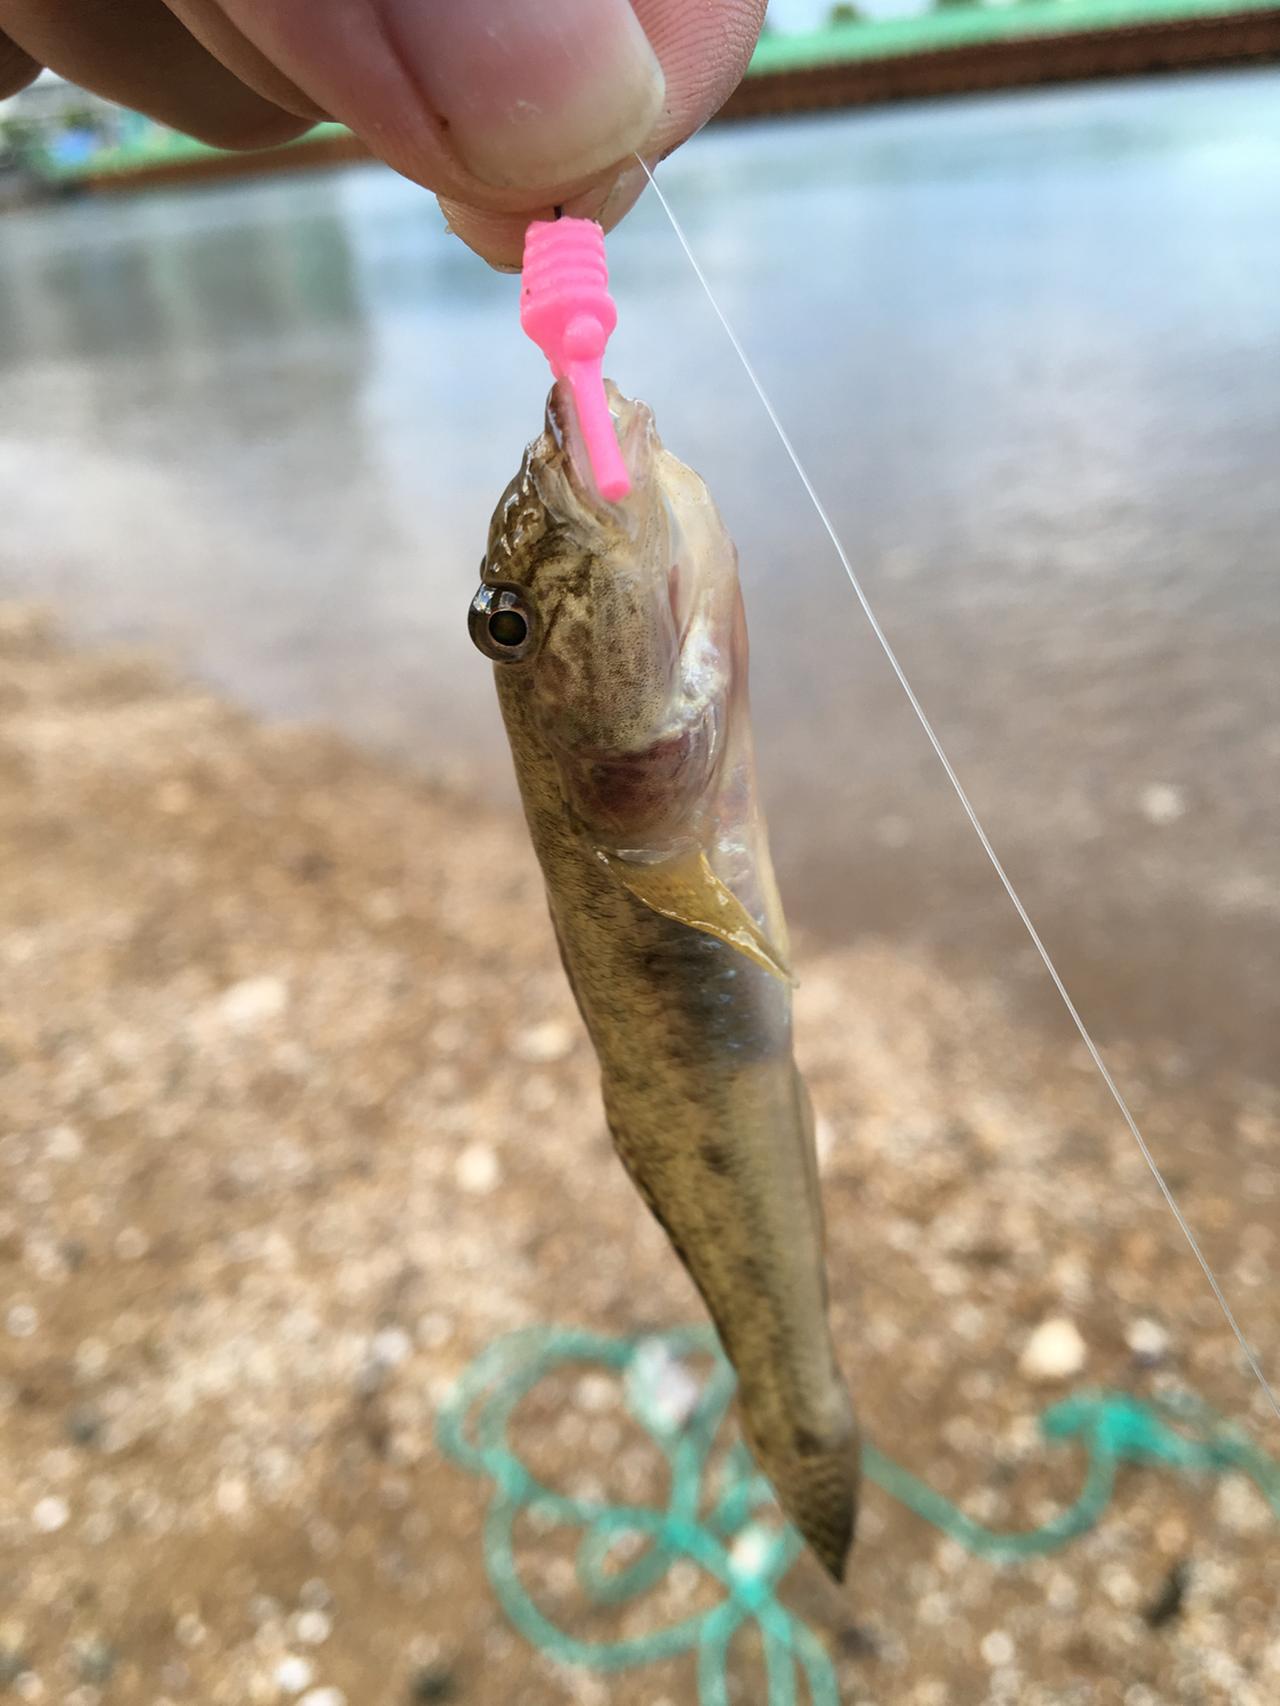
[469,384,859,1580]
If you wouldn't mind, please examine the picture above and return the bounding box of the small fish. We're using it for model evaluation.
[469,382,859,1579]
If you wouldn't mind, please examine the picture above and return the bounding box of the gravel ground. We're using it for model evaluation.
[1,607,1276,1706]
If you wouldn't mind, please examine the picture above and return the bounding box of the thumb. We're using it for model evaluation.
[209,0,764,266]
[385,0,667,194]
[211,0,662,207]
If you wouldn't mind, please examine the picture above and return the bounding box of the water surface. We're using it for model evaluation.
[2,69,1278,1083]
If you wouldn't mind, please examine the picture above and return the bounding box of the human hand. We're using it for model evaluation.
[0,1,766,267]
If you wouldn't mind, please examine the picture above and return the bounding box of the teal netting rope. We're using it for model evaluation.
[436,1326,1279,1706]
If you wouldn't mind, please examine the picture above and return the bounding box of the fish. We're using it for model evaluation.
[469,380,859,1580]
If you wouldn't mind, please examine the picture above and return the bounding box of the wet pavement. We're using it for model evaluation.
[1,68,1278,1085]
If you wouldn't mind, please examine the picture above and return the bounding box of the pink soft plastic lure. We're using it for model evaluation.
[519,217,631,504]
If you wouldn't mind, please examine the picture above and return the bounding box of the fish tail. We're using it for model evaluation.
[741,1398,860,1582]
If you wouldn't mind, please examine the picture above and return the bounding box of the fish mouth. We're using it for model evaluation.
[542,380,658,524]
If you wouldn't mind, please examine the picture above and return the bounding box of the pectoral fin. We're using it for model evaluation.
[600,848,792,984]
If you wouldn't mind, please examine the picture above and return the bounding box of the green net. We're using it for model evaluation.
[436,1326,1279,1705]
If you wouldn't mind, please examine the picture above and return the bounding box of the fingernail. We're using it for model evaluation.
[393,0,665,190]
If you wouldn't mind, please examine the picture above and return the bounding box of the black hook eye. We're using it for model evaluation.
[469,583,538,663]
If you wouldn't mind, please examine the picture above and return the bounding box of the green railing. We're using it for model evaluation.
[4,0,1277,188]
[27,117,351,185]
[753,0,1277,68]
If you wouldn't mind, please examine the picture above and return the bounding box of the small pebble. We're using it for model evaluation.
[275,1655,315,1694]
[298,1690,346,1706]
[215,1476,248,1516]
[7,1303,37,1339]
[65,1406,103,1448]
[566,1674,606,1706]
[31,1496,68,1533]
[294,1609,332,1646]
[1046,1571,1077,1611]
[1139,782,1187,825]
[370,1327,413,1368]
[1144,1561,1190,1628]
[511,1020,574,1063]
[980,1630,1015,1667]
[666,1560,699,1601]
[1102,1565,1140,1609]
[1215,1473,1272,1537]
[453,1144,499,1195]
[729,1525,772,1578]
[575,1374,615,1414]
[74,1642,116,1687]
[75,1339,110,1378]
[1018,1318,1086,1383]
[626,1340,701,1433]
[1125,1317,1171,1366]
[45,1125,83,1162]
[919,1592,950,1628]
[408,1666,457,1704]
[215,975,289,1032]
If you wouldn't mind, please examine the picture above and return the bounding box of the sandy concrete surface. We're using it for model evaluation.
[2,607,1276,1706]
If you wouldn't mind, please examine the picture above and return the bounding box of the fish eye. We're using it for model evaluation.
[487,608,528,649]
[468,583,538,663]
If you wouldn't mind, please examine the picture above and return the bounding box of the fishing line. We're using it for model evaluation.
[636,157,1279,1424]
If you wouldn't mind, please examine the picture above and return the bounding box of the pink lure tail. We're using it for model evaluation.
[520,217,631,504]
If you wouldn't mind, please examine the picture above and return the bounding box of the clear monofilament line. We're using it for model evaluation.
[636,158,1279,1424]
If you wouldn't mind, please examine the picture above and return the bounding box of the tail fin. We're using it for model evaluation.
[743,1406,860,1582]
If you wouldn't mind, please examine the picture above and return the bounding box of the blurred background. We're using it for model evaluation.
[2,6,1278,1705]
